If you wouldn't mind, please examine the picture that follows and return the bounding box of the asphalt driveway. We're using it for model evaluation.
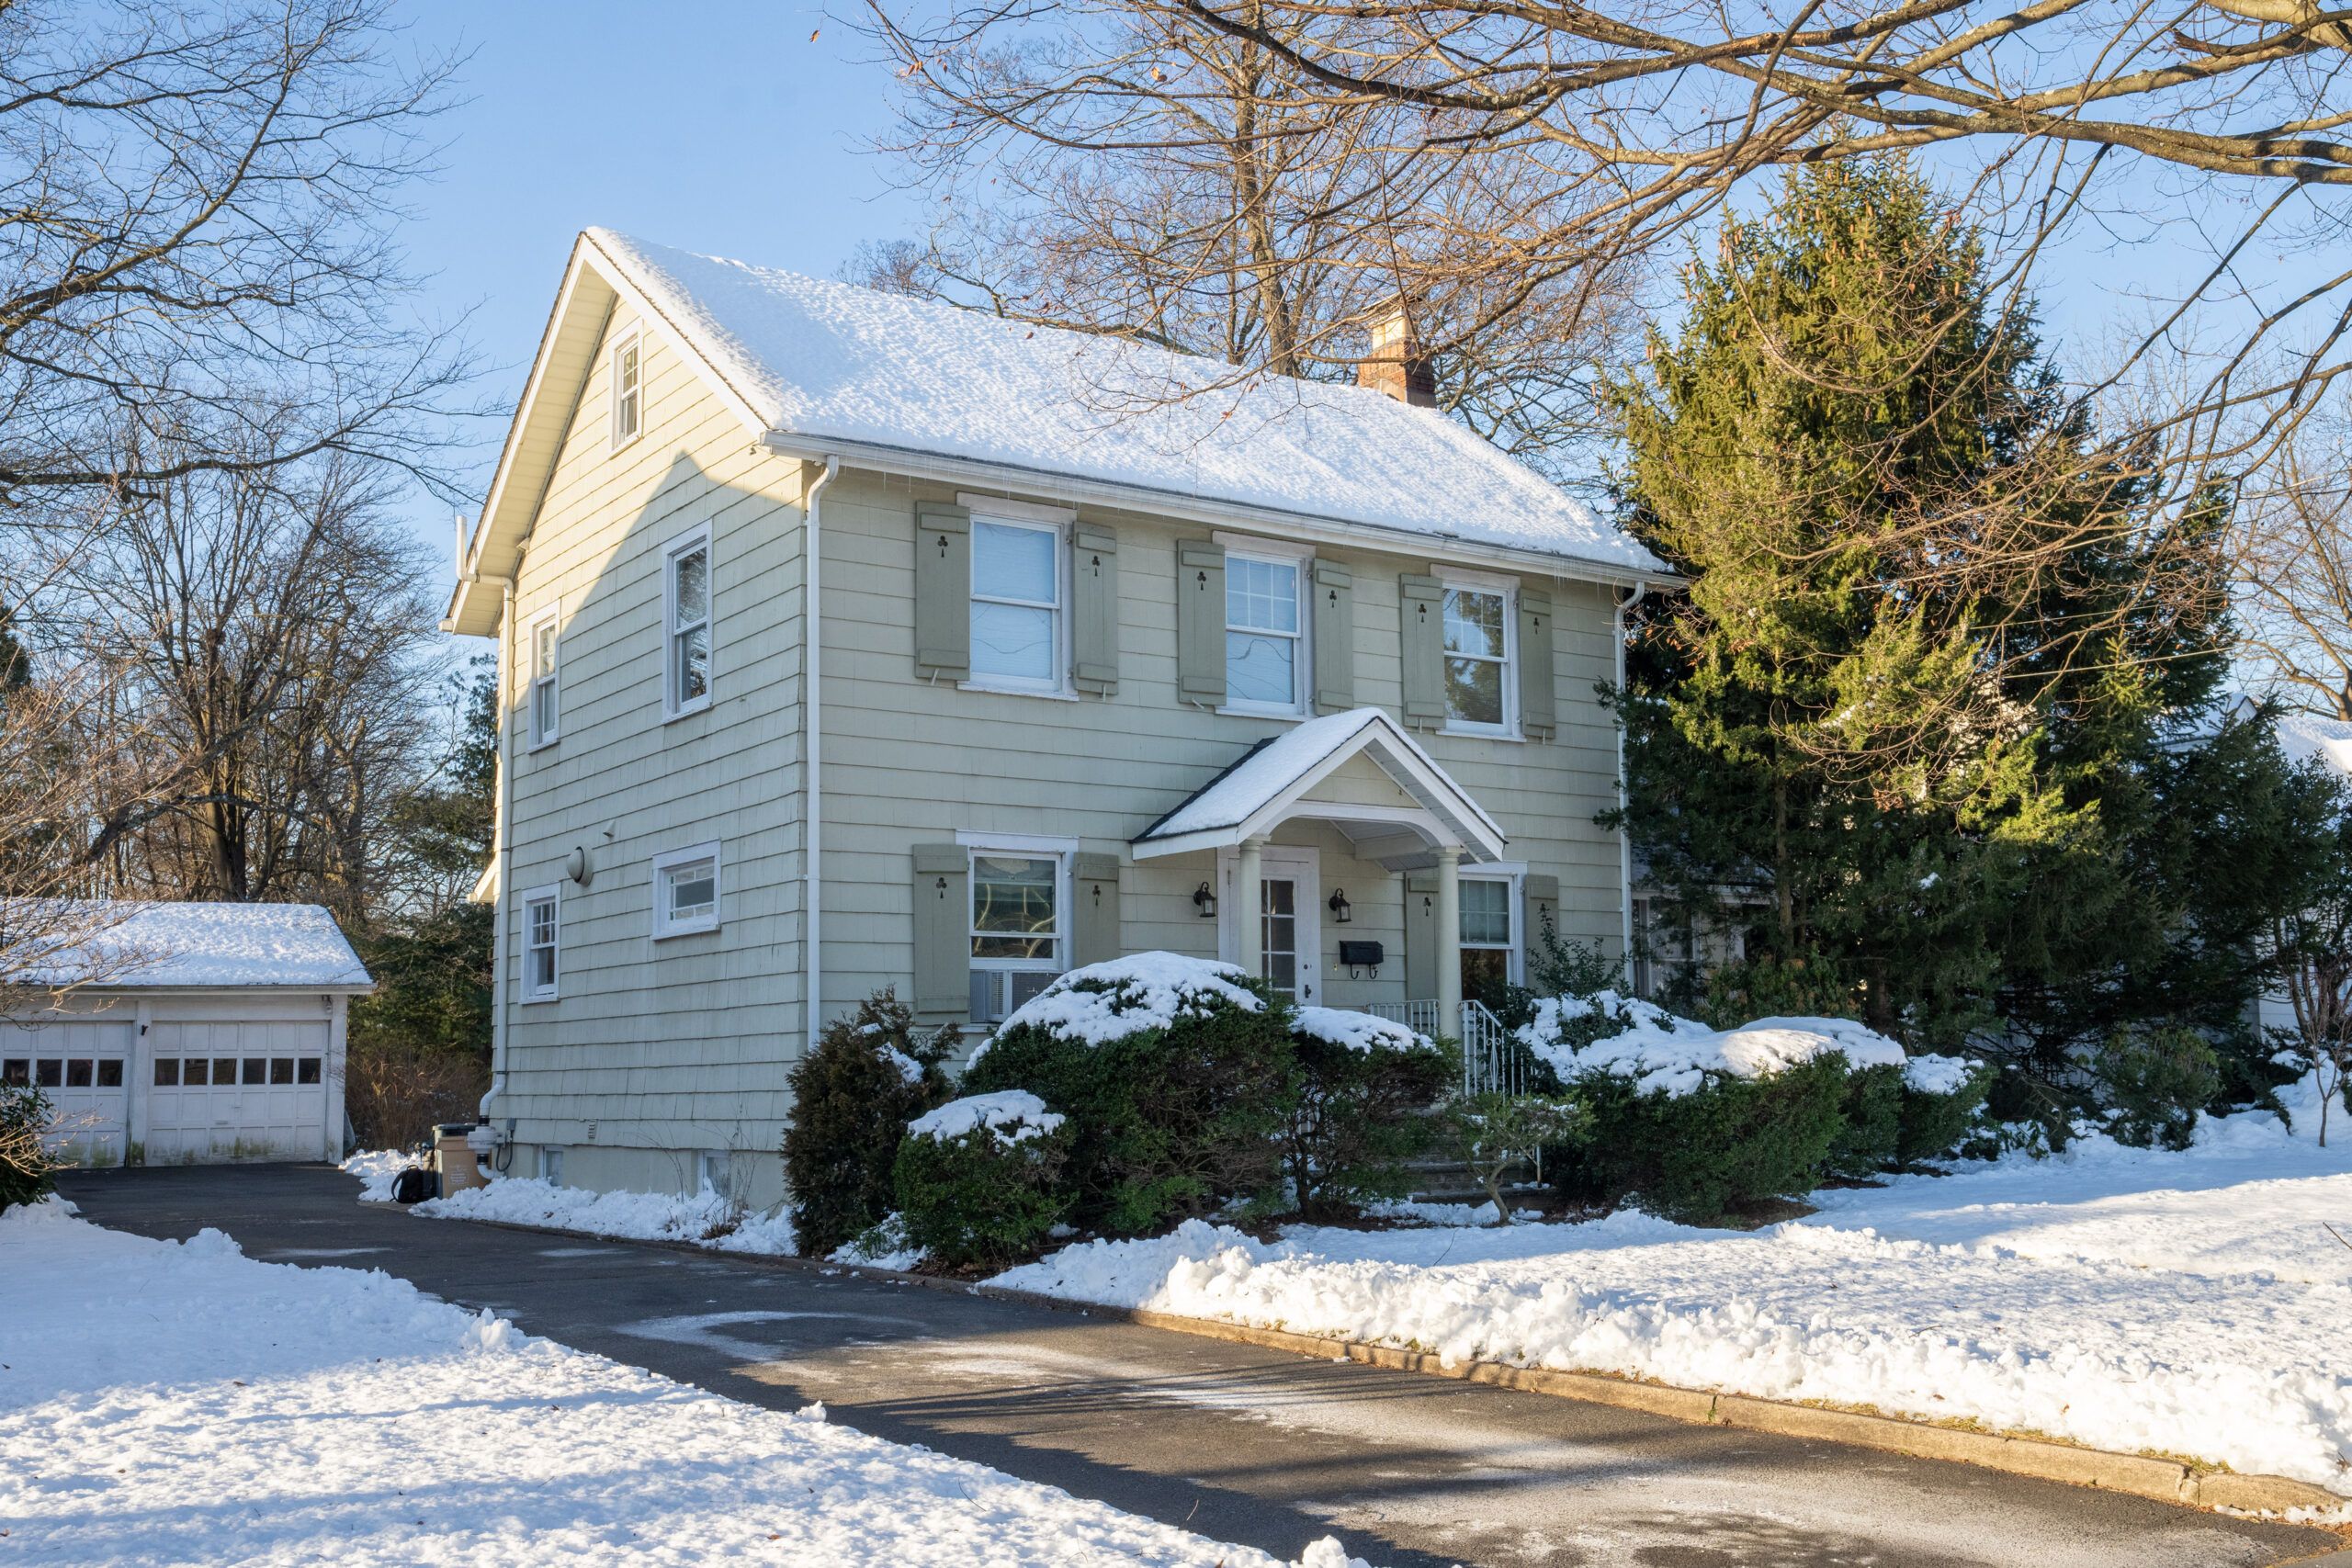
[53,1164,2346,1568]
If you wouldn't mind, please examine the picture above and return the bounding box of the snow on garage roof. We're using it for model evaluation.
[585,229,1662,576]
[16,902,372,991]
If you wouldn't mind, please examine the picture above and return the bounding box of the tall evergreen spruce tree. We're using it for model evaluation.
[1610,160,2292,1058]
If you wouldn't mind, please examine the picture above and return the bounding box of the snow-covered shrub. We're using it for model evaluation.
[782,988,951,1257]
[961,953,1293,1235]
[1,1085,58,1211]
[1276,1009,1454,1220]
[1696,952,1853,1029]
[1895,1055,1995,1162]
[1521,1006,1890,1220]
[2096,1025,2221,1150]
[892,1091,1072,1269]
[1825,1062,1903,1179]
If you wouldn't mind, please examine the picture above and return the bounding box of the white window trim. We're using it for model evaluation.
[1437,572,1519,739]
[962,512,1070,699]
[1458,869,1524,986]
[651,840,723,939]
[662,522,714,721]
[956,491,1076,525]
[610,324,643,450]
[520,882,561,1002]
[1218,546,1314,720]
[965,839,1069,976]
[525,600,561,750]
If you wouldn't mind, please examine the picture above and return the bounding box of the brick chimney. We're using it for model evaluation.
[1356,304,1436,407]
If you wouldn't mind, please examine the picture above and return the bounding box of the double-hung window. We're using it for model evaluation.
[1225,552,1307,715]
[526,607,560,748]
[969,515,1064,693]
[665,526,712,716]
[967,849,1064,1021]
[1458,875,1517,1005]
[522,885,560,1001]
[652,842,721,938]
[1442,580,1514,734]
[611,327,642,447]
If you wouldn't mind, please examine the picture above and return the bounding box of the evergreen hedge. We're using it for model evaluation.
[781,990,950,1257]
[1276,1019,1454,1220]
[1895,1062,1995,1163]
[893,1102,1072,1269]
[1556,1055,1851,1224]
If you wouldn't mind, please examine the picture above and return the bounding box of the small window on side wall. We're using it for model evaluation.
[527,607,560,748]
[611,326,642,447]
[653,841,721,938]
[665,527,713,716]
[522,885,560,1001]
[967,848,1064,1022]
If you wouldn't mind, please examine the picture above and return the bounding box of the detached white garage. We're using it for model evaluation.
[3,903,372,1167]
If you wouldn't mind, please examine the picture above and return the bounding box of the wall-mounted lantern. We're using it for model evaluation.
[1193,881,1218,919]
[1327,888,1352,924]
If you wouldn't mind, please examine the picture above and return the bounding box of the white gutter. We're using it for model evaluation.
[478,572,516,1123]
[1615,581,1651,981]
[801,456,842,1059]
[758,432,1664,592]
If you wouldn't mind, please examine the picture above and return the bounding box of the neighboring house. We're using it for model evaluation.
[447,229,1666,1203]
[5,902,370,1166]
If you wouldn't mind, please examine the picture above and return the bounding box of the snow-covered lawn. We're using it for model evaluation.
[998,1081,2352,1499]
[0,1198,1372,1566]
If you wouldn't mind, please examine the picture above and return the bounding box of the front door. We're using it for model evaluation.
[1222,846,1321,1003]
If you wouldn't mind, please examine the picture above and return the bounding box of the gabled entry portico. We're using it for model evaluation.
[1133,707,1509,1023]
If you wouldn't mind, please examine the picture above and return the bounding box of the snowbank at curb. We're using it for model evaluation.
[411,1172,799,1256]
[995,1098,2352,1495]
[0,1197,1379,1567]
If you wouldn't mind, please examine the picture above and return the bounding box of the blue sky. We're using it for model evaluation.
[392,0,924,597]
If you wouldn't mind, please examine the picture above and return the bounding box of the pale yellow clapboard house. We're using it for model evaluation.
[446,230,1666,1202]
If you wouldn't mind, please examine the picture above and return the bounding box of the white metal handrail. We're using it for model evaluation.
[1365,998,1543,1096]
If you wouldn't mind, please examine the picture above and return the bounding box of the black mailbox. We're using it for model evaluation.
[1337,941,1385,970]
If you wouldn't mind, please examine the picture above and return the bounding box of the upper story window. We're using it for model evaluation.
[969,516,1064,694]
[967,848,1064,1021]
[1225,552,1306,716]
[664,525,712,717]
[653,841,721,938]
[522,885,560,1001]
[1442,581,1514,734]
[611,327,642,447]
[526,608,560,749]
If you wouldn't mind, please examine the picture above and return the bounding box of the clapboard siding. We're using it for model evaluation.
[489,345,1634,1199]
[494,310,810,1181]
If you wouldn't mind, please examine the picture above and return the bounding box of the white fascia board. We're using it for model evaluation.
[759,431,1670,590]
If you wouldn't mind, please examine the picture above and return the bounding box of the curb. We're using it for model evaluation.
[402,1205,2346,1519]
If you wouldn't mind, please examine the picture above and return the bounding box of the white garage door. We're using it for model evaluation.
[2,1019,134,1165]
[146,1019,332,1162]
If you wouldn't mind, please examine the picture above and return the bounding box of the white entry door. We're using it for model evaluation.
[1220,846,1323,1004]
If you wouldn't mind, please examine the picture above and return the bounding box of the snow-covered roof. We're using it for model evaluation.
[2276,713,2352,779]
[585,230,1660,575]
[1133,707,1507,866]
[16,902,372,991]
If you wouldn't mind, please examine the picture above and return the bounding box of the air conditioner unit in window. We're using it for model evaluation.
[970,968,1057,1024]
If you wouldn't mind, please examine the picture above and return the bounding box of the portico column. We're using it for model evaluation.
[1235,836,1266,977]
[1434,845,1464,1037]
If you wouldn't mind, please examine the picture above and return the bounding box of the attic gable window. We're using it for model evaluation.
[526,605,560,749]
[611,326,642,447]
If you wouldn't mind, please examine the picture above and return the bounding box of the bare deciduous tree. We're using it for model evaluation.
[28,434,439,924]
[0,0,472,503]
[865,0,2352,490]
[856,0,1644,476]
[2234,406,2352,717]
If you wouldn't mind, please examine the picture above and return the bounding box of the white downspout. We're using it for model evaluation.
[1614,581,1650,984]
[802,457,842,1059]
[478,565,515,1125]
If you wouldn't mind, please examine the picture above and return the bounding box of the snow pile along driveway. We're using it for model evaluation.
[997,1085,2352,1497]
[0,1198,1375,1567]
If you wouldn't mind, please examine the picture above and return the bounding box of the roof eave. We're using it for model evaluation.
[758,431,1670,589]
